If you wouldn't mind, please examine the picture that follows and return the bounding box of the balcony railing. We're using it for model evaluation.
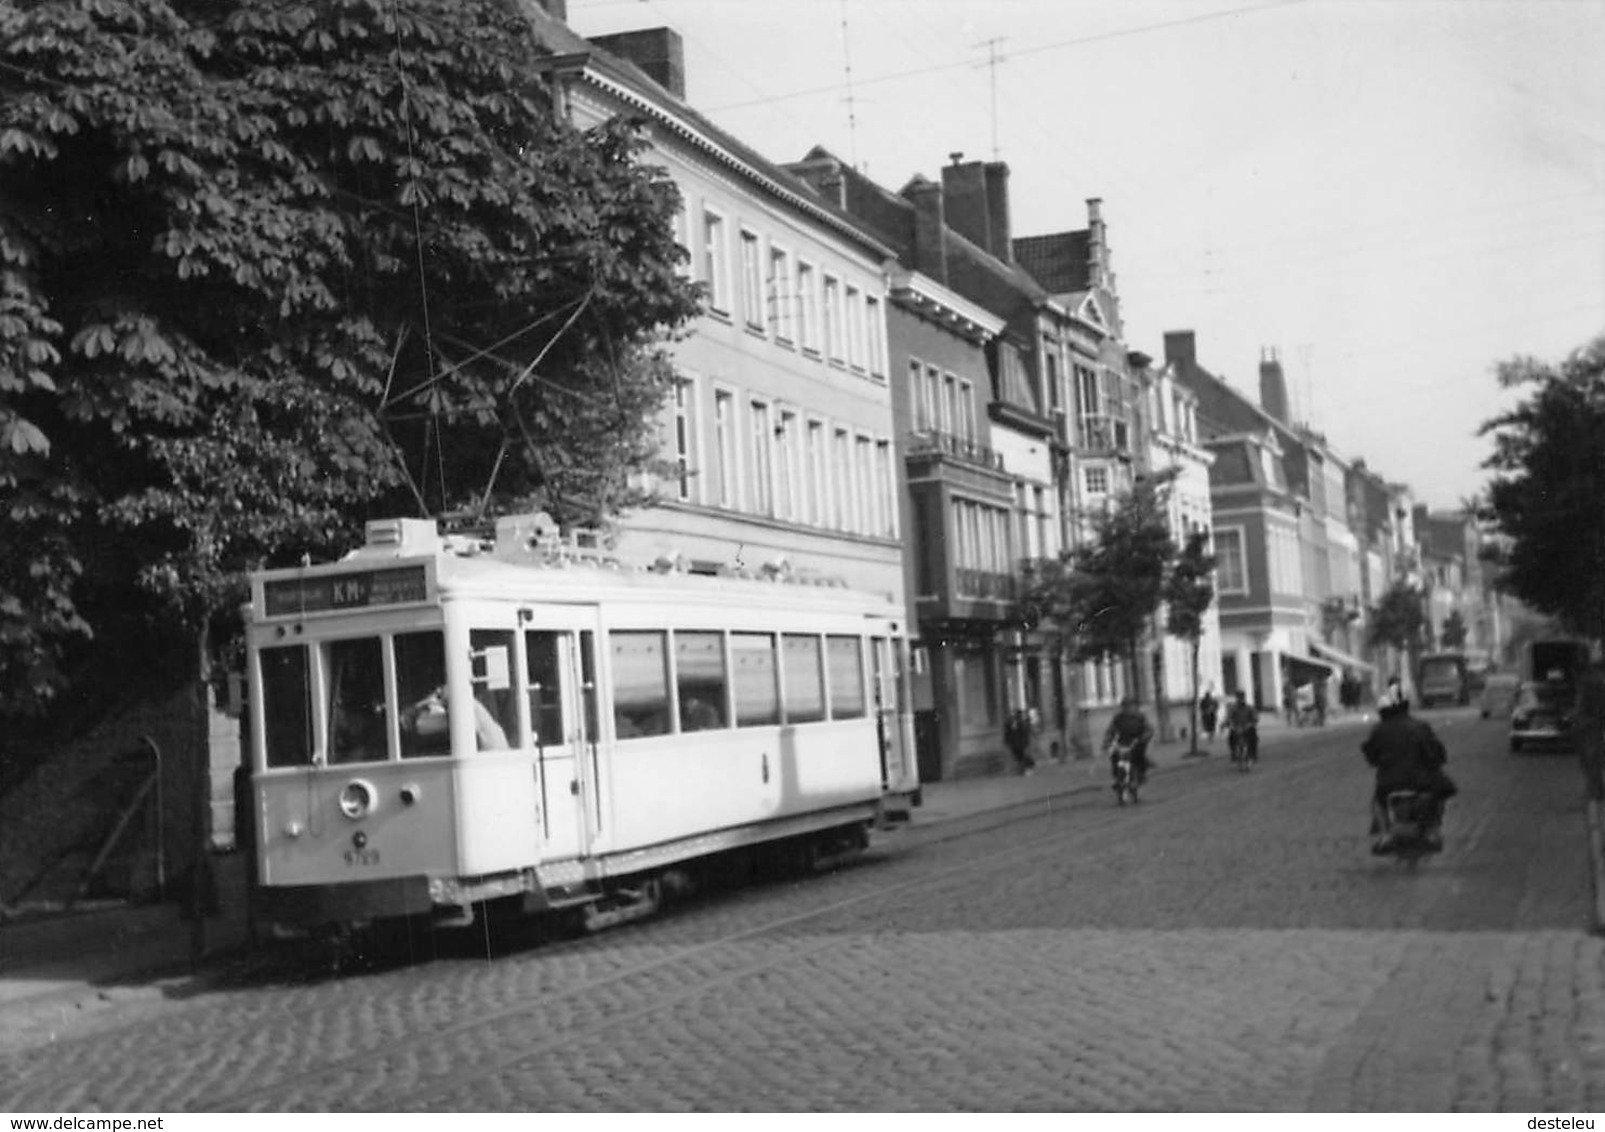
[1077,413,1131,454]
[954,568,1016,601]
[905,428,1005,472]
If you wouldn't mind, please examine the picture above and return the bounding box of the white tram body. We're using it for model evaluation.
[245,516,920,930]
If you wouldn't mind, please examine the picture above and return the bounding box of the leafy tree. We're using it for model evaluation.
[1163,528,1215,755]
[1479,335,1605,641]
[0,0,700,714]
[1439,609,1468,651]
[1367,580,1427,683]
[1022,471,1177,718]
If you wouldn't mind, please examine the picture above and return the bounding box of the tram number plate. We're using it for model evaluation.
[343,849,382,867]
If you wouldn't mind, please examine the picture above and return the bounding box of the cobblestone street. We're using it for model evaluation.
[3,709,1602,1112]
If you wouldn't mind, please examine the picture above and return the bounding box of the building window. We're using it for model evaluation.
[823,275,844,364]
[714,389,737,509]
[768,246,793,343]
[701,210,728,314]
[806,419,826,526]
[776,409,798,520]
[876,438,896,537]
[909,359,929,429]
[1085,466,1108,495]
[796,260,818,354]
[856,434,875,534]
[958,378,976,441]
[845,283,865,370]
[672,377,693,501]
[865,295,885,378]
[833,426,852,529]
[944,374,960,437]
[740,229,763,332]
[1215,528,1247,594]
[750,400,774,516]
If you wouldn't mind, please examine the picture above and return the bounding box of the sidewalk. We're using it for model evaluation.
[0,709,1448,1034]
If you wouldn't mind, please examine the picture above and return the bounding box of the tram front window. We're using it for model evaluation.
[327,638,387,764]
[261,646,313,768]
[396,630,448,757]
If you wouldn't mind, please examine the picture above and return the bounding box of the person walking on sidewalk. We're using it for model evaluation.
[1004,708,1036,776]
[1199,688,1220,745]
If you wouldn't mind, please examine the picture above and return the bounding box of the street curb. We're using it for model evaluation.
[1587,799,1605,936]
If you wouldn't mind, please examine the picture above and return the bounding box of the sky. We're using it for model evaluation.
[566,0,1605,511]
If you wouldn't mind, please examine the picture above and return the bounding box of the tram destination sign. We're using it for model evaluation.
[264,565,430,616]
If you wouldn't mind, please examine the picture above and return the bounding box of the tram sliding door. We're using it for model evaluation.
[872,635,918,793]
[525,626,599,864]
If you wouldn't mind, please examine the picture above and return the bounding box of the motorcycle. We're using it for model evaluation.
[1372,790,1444,864]
[1110,740,1140,805]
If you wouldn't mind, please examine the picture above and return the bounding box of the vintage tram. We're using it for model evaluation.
[244,515,920,935]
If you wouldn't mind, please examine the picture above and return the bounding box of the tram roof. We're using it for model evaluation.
[250,516,902,620]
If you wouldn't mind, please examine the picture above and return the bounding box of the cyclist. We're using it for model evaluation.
[1225,690,1259,766]
[1102,696,1154,786]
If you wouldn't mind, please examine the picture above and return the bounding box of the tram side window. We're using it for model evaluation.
[525,631,564,745]
[675,631,727,731]
[396,631,448,758]
[611,631,671,738]
[261,646,313,768]
[468,630,516,750]
[782,634,825,723]
[732,632,779,727]
[327,637,388,764]
[826,635,867,720]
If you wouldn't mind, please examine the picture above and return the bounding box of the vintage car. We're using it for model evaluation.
[1509,680,1578,753]
[1479,673,1521,720]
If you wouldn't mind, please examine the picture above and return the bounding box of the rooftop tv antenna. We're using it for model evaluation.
[839,0,859,169]
[977,37,1007,159]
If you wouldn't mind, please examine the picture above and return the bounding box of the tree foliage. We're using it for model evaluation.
[1367,580,1427,654]
[1439,609,1468,651]
[1478,336,1605,641]
[1022,472,1177,687]
[1164,527,1215,754]
[0,0,700,713]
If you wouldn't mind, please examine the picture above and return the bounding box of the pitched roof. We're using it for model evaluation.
[1013,231,1091,295]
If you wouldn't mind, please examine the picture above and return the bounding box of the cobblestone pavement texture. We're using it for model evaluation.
[2,710,1603,1112]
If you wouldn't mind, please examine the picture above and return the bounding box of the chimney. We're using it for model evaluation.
[940,154,1012,262]
[1259,346,1290,423]
[589,28,686,99]
[1163,330,1196,368]
[984,162,1012,264]
[904,175,948,284]
[1086,198,1108,290]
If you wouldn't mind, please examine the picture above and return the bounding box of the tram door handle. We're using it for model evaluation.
[570,779,579,796]
[761,753,769,784]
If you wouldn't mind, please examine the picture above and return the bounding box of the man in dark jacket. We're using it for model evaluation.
[1103,697,1154,785]
[1361,697,1455,851]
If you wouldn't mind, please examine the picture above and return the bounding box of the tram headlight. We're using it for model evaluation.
[399,783,421,806]
[338,779,378,820]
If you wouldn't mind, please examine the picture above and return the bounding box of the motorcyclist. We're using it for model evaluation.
[1225,690,1258,764]
[1361,692,1455,853]
[1103,696,1154,785]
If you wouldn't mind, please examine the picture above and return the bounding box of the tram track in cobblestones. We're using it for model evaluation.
[201,746,1355,1112]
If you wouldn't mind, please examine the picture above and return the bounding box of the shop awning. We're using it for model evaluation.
[1310,640,1377,674]
[1285,653,1335,682]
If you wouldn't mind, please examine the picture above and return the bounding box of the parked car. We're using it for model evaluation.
[1479,673,1520,720]
[1509,680,1579,753]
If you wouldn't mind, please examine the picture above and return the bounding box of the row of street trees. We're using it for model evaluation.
[1,0,702,721]
[1020,470,1218,755]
